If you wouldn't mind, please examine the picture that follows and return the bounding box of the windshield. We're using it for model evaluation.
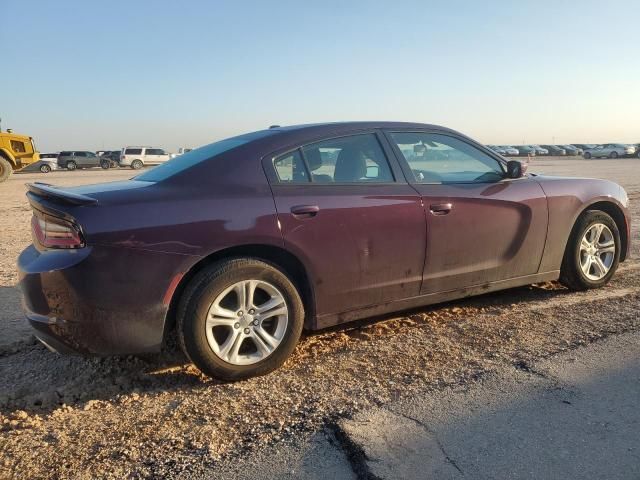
[136,130,276,182]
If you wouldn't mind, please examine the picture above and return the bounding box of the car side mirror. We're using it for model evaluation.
[506,160,527,179]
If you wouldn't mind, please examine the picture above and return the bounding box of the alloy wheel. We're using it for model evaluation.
[205,280,289,365]
[579,223,615,281]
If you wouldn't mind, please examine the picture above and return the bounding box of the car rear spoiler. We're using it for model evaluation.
[26,183,98,206]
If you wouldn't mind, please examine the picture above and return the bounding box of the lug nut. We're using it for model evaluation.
[244,328,250,334]
[234,322,240,329]
[237,311,243,316]
[249,309,255,314]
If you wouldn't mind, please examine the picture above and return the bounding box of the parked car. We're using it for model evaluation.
[487,145,507,155]
[120,146,172,169]
[561,145,582,156]
[515,145,537,156]
[528,145,549,155]
[583,144,636,159]
[37,153,59,173]
[57,151,101,170]
[540,145,566,156]
[99,151,121,169]
[18,122,630,380]
[499,146,520,156]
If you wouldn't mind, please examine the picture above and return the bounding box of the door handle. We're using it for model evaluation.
[291,205,320,217]
[429,203,453,215]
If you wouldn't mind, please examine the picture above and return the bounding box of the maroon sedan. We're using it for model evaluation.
[18,122,630,380]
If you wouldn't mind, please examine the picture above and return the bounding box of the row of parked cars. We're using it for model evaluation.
[487,143,640,158]
[31,146,193,173]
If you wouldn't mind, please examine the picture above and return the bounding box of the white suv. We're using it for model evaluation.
[120,146,172,170]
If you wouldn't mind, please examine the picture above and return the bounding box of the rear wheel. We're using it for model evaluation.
[131,159,143,170]
[66,161,77,171]
[177,258,304,380]
[560,210,620,290]
[610,151,618,159]
[100,159,110,169]
[0,156,12,182]
[40,164,51,173]
[583,152,591,159]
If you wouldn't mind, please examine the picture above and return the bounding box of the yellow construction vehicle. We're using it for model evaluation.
[0,127,40,183]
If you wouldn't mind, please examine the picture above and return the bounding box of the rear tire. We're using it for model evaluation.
[131,159,143,170]
[177,258,304,381]
[559,210,620,291]
[100,159,110,169]
[66,161,77,171]
[40,164,51,173]
[583,152,591,159]
[610,151,618,159]
[0,156,12,182]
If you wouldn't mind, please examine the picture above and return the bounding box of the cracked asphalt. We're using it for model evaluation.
[0,157,638,479]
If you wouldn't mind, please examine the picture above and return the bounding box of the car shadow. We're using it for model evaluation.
[0,281,572,416]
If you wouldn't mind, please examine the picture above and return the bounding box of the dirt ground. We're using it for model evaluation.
[1,157,639,479]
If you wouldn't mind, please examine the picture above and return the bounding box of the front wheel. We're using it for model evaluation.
[40,164,51,173]
[100,159,110,169]
[131,159,143,170]
[0,156,12,182]
[583,152,591,159]
[610,151,618,159]
[560,210,620,290]
[177,258,304,380]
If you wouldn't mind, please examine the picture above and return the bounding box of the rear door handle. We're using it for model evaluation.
[429,203,453,215]
[291,205,320,217]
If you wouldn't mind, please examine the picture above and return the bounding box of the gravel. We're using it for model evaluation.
[0,159,638,479]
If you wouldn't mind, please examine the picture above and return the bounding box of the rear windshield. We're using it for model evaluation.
[136,130,276,182]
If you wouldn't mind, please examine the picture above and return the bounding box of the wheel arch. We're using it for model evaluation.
[162,244,316,343]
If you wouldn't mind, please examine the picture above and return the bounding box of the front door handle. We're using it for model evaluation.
[429,203,453,215]
[291,204,320,217]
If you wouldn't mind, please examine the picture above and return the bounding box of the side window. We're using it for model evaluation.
[125,148,142,155]
[301,133,394,183]
[86,152,97,158]
[146,148,165,155]
[273,150,308,183]
[74,151,87,157]
[389,132,505,184]
[10,140,26,153]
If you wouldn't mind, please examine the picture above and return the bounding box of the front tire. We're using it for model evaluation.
[0,156,12,182]
[560,210,620,291]
[100,159,110,169]
[40,164,51,173]
[131,159,143,170]
[177,258,304,380]
[583,152,591,159]
[610,151,618,159]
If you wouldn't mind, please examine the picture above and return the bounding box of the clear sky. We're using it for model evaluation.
[2,0,639,152]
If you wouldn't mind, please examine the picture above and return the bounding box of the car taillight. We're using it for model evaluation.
[31,213,84,249]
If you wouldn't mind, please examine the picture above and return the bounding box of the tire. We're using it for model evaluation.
[66,161,77,171]
[583,152,591,159]
[100,159,110,169]
[40,164,51,173]
[559,210,621,291]
[177,258,304,380]
[131,159,143,170]
[0,156,12,182]
[610,151,618,159]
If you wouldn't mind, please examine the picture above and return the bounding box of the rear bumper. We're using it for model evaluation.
[18,244,193,355]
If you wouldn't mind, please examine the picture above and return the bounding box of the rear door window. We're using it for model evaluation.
[125,148,143,155]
